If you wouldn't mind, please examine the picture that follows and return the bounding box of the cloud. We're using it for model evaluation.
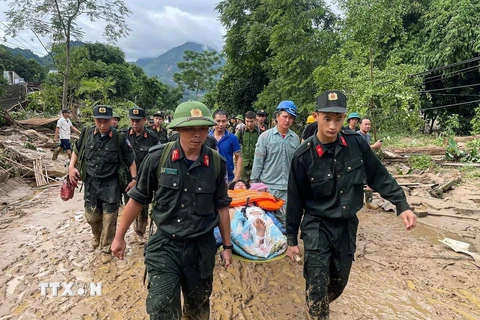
[119,4,225,61]
[0,0,225,61]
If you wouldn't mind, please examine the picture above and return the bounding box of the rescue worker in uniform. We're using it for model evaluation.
[122,107,159,244]
[235,111,260,182]
[301,115,317,143]
[346,112,361,131]
[286,91,417,319]
[148,111,168,144]
[112,112,121,129]
[69,105,136,264]
[256,109,269,132]
[111,101,233,320]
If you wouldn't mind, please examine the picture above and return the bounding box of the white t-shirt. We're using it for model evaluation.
[57,117,72,140]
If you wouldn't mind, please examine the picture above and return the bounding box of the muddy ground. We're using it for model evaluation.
[0,173,478,319]
[0,128,479,319]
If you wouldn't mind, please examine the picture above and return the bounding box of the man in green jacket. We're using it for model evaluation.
[286,91,417,319]
[236,111,260,182]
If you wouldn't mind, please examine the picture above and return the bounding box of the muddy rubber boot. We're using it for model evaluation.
[52,147,62,160]
[365,189,379,210]
[92,237,100,249]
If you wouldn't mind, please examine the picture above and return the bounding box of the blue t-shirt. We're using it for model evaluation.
[209,130,241,181]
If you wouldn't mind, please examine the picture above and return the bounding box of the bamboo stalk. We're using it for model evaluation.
[0,155,56,182]
[33,160,40,186]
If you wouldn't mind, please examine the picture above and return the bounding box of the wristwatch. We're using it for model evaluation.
[223,244,233,250]
[131,177,137,180]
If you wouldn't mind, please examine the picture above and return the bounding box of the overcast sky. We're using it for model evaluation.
[0,0,337,62]
[0,0,225,61]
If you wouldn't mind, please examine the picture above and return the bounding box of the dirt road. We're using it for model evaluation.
[0,179,479,320]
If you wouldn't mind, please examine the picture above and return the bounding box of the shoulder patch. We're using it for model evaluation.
[294,137,313,157]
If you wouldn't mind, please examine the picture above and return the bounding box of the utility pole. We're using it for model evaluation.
[369,47,377,141]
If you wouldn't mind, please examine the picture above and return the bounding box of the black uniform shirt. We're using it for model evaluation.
[74,126,135,179]
[124,127,159,167]
[128,140,232,239]
[302,123,318,141]
[148,125,168,144]
[286,130,411,249]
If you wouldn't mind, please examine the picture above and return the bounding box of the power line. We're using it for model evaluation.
[376,56,480,86]
[0,21,45,56]
[422,65,480,83]
[423,93,480,97]
[420,99,480,111]
[410,56,480,78]
[418,83,480,93]
[0,38,45,57]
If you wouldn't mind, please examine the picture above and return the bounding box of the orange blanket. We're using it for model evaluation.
[228,189,284,211]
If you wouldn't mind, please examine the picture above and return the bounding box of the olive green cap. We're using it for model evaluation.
[168,100,216,129]
[112,112,121,120]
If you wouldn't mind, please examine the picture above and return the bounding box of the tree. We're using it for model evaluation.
[215,0,273,115]
[256,0,338,113]
[173,50,222,99]
[0,46,46,82]
[314,42,424,134]
[216,0,338,117]
[138,77,167,110]
[4,0,131,114]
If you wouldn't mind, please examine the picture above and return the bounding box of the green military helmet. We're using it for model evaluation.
[112,112,121,120]
[168,100,216,129]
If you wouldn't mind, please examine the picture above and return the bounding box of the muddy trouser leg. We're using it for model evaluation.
[84,201,102,243]
[269,188,287,226]
[181,232,216,320]
[304,245,353,319]
[134,205,149,236]
[145,240,183,320]
[99,202,119,253]
[52,147,62,160]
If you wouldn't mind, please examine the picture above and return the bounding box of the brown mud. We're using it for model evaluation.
[0,176,479,320]
[0,127,479,319]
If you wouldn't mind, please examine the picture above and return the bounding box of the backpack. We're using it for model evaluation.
[75,126,129,187]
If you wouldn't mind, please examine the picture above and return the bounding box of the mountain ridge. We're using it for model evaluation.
[134,41,222,86]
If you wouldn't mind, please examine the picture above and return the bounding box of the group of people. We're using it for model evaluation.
[55,90,417,320]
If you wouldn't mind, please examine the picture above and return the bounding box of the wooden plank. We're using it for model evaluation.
[436,162,480,167]
[17,117,59,126]
[427,211,478,221]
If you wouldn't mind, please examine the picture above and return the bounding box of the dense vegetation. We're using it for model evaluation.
[1,0,479,138]
[213,0,480,136]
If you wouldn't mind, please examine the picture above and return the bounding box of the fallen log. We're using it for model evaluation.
[429,177,462,198]
[391,146,446,155]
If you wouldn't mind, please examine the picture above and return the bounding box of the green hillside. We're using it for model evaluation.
[2,41,86,69]
[134,42,224,87]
